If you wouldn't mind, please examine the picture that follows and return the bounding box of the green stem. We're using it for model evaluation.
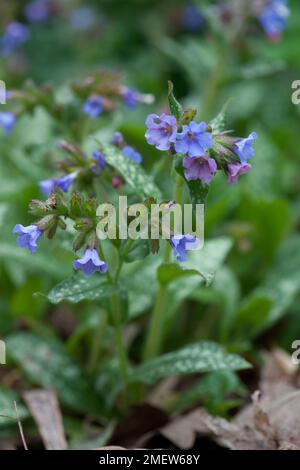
[143,175,184,361]
[200,47,228,121]
[111,292,129,390]
[98,241,129,401]
[115,239,134,282]
[87,310,107,374]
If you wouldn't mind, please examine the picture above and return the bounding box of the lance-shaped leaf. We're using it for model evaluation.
[6,333,105,417]
[101,144,161,199]
[158,237,232,288]
[130,341,251,385]
[158,263,207,285]
[168,80,183,120]
[47,274,120,304]
[210,100,231,134]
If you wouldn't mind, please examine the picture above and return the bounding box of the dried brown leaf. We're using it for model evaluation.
[23,389,67,450]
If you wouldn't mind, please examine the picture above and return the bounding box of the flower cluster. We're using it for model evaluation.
[145,113,257,186]
[12,187,108,277]
[0,71,152,144]
[12,126,144,274]
[74,72,153,119]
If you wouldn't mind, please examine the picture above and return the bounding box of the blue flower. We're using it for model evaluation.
[92,151,106,174]
[0,112,16,134]
[145,113,178,151]
[122,145,142,164]
[121,87,139,109]
[13,224,43,254]
[111,131,124,147]
[182,3,204,32]
[83,96,104,119]
[175,121,213,158]
[1,22,29,55]
[24,0,49,23]
[39,173,76,196]
[73,248,108,276]
[233,132,257,163]
[259,0,289,38]
[170,234,199,262]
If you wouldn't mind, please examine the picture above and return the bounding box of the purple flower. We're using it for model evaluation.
[183,155,217,184]
[145,113,177,151]
[73,248,108,276]
[259,0,289,38]
[1,22,29,55]
[175,121,213,157]
[227,162,251,184]
[13,224,42,254]
[24,0,49,23]
[122,145,142,164]
[0,112,16,134]
[233,132,257,163]
[170,234,199,262]
[83,95,104,119]
[69,6,96,31]
[92,151,106,174]
[182,3,204,32]
[111,131,124,147]
[39,173,76,196]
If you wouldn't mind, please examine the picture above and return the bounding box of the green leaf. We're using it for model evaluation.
[172,370,246,414]
[190,267,241,341]
[164,237,233,318]
[124,239,150,263]
[252,236,300,329]
[0,389,29,425]
[48,274,119,304]
[234,295,273,339]
[209,101,230,134]
[157,262,206,285]
[130,341,250,385]
[121,255,162,319]
[6,333,105,417]
[102,144,161,199]
[237,197,289,265]
[167,80,182,120]
[0,243,70,279]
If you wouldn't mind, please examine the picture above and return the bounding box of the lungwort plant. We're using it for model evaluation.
[8,71,255,415]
